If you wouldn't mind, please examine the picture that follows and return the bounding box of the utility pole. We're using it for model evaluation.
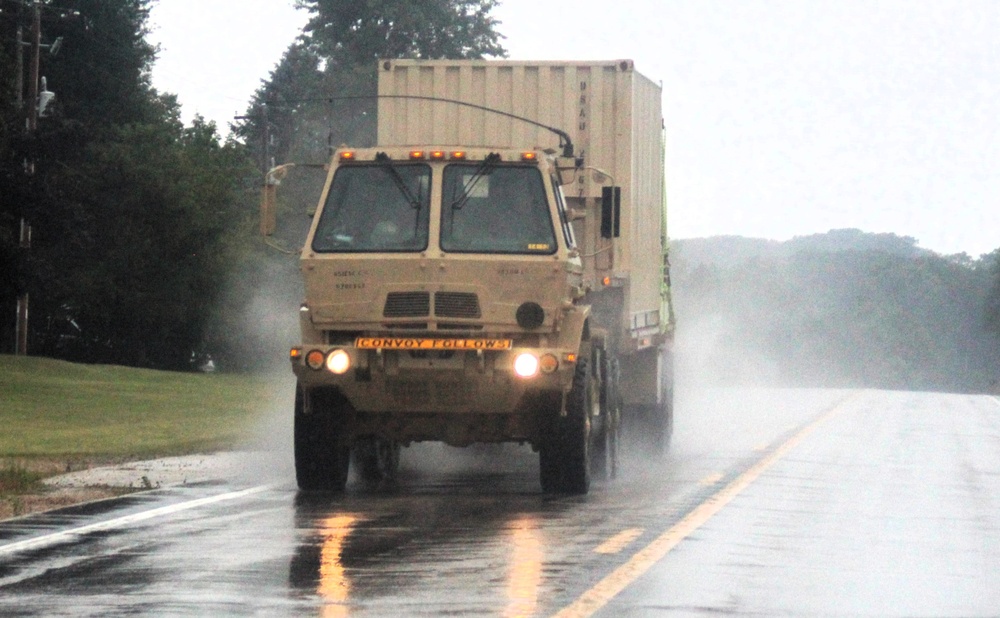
[13,2,40,355]
[27,1,40,134]
[235,103,274,174]
[10,0,70,356]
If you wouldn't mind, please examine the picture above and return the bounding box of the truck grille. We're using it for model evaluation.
[383,291,481,321]
[435,292,481,319]
[383,292,430,317]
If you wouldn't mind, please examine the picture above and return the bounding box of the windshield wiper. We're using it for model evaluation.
[450,153,501,210]
[375,152,423,211]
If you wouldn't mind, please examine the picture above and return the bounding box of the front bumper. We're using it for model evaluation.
[290,344,576,415]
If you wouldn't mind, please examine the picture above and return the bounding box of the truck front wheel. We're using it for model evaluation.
[294,384,351,491]
[539,358,593,494]
[352,437,401,484]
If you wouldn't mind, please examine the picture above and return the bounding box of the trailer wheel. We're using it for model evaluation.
[641,389,674,455]
[352,437,401,484]
[539,358,593,494]
[654,348,675,454]
[657,385,674,454]
[624,348,674,457]
[294,384,351,491]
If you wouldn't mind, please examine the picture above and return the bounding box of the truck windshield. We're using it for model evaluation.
[312,164,431,253]
[441,164,556,254]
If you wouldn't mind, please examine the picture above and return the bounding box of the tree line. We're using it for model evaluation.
[672,230,1000,393]
[0,0,504,371]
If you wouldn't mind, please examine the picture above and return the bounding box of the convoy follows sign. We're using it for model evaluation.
[355,337,512,350]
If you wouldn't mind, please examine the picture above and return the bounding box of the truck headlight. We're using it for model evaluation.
[513,353,539,378]
[326,349,351,374]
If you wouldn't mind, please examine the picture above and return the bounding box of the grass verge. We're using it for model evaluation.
[0,354,286,518]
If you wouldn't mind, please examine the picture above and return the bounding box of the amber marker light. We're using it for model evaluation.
[339,151,356,161]
[521,151,538,162]
[450,151,467,160]
[602,276,612,286]
[539,354,559,374]
[563,352,578,363]
[306,349,326,370]
[430,150,446,160]
[409,150,426,160]
[290,347,303,361]
[326,349,351,374]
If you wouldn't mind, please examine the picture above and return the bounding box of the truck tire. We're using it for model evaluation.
[352,437,401,484]
[294,384,351,491]
[591,355,621,480]
[539,358,593,494]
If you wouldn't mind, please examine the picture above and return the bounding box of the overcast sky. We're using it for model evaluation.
[147,0,1000,257]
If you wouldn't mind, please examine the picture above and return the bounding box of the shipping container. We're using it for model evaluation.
[378,59,668,346]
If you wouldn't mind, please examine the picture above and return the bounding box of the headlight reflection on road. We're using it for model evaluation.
[318,514,358,618]
[505,516,544,618]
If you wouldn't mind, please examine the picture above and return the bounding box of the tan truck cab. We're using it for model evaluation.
[287,60,673,494]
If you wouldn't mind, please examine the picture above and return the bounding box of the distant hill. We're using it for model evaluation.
[672,228,930,269]
[669,230,1000,393]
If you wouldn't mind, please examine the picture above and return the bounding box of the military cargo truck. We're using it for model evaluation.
[287,59,673,494]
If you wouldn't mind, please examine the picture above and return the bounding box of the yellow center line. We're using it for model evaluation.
[552,394,859,618]
[593,528,645,555]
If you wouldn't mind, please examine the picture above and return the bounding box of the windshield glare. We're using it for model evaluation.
[312,164,431,253]
[441,165,556,254]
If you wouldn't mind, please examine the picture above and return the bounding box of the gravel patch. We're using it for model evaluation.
[42,452,248,490]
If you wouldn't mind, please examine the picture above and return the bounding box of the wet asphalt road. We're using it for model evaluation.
[2,388,1000,616]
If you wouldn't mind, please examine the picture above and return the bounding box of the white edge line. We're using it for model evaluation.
[0,484,274,557]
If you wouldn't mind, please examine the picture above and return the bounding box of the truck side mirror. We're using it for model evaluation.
[601,186,621,238]
[259,163,297,236]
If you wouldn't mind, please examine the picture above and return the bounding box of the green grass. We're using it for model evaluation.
[0,355,286,458]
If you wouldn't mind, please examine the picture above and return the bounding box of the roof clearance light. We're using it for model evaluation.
[430,150,446,160]
[409,150,425,160]
[514,353,540,378]
[450,151,467,160]
[521,152,538,162]
[326,349,351,374]
[339,151,356,161]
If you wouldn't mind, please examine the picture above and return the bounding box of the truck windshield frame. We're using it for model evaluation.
[440,164,557,255]
[312,163,431,253]
[553,182,577,249]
